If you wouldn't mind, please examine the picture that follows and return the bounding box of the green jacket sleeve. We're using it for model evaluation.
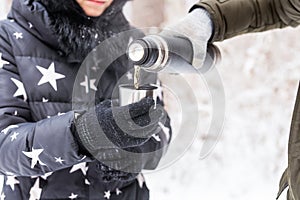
[192,0,300,41]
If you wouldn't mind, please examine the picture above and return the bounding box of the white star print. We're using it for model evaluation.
[28,22,33,29]
[0,53,9,69]
[54,157,64,164]
[9,19,14,22]
[6,176,19,191]
[0,193,5,200]
[80,75,97,93]
[36,62,65,91]
[40,172,53,180]
[85,179,90,185]
[57,112,65,116]
[11,78,27,101]
[29,178,42,200]
[136,173,145,188]
[68,193,78,199]
[158,122,171,142]
[13,32,23,40]
[13,110,18,115]
[126,71,133,80]
[104,190,111,199]
[22,148,46,169]
[42,97,49,102]
[10,132,19,141]
[69,162,88,176]
[128,37,133,45]
[74,112,81,120]
[1,125,19,135]
[79,155,87,161]
[152,134,161,142]
[116,188,122,195]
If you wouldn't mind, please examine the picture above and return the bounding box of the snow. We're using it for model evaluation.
[145,28,300,199]
[0,1,300,199]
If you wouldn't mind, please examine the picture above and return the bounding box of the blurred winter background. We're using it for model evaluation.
[1,0,300,199]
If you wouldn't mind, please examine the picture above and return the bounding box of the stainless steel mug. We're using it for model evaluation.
[118,84,160,106]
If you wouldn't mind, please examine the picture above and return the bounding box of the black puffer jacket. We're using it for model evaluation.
[0,0,170,199]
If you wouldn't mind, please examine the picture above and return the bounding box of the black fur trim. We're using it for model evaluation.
[36,0,130,60]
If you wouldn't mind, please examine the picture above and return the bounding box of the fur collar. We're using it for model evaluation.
[36,0,130,60]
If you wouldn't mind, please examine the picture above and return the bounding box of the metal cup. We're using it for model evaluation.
[118,84,160,106]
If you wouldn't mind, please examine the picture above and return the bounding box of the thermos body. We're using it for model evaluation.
[127,34,220,74]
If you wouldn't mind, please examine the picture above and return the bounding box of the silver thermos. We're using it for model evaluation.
[127,34,220,74]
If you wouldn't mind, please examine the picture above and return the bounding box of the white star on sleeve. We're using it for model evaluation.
[22,148,46,169]
[152,134,161,142]
[10,132,19,141]
[1,125,19,135]
[29,178,42,200]
[28,22,33,29]
[80,75,97,93]
[126,71,133,80]
[57,112,65,116]
[40,172,53,180]
[42,97,49,102]
[116,188,122,195]
[13,32,23,40]
[68,193,78,199]
[0,193,5,200]
[6,176,19,191]
[69,163,88,176]
[136,173,145,188]
[104,190,111,199]
[11,78,27,101]
[0,53,9,69]
[158,122,171,142]
[54,157,64,164]
[85,179,90,185]
[36,62,65,91]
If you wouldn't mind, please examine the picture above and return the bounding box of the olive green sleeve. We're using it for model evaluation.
[191,0,300,42]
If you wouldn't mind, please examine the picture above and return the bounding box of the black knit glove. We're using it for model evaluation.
[74,97,166,155]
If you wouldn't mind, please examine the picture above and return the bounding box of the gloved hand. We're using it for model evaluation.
[75,97,166,153]
[161,8,213,69]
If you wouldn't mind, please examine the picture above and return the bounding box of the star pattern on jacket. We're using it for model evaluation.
[42,97,49,102]
[80,75,97,93]
[158,122,171,142]
[85,179,90,185]
[10,132,19,141]
[116,188,122,195]
[69,162,88,176]
[54,157,64,164]
[6,175,20,191]
[28,22,33,29]
[22,148,46,169]
[0,53,9,69]
[68,193,78,199]
[152,134,161,142]
[29,178,42,200]
[40,172,53,180]
[1,125,19,135]
[136,173,145,188]
[0,193,5,200]
[104,190,111,199]
[11,78,27,101]
[36,62,66,91]
[13,32,23,40]
[126,71,133,80]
